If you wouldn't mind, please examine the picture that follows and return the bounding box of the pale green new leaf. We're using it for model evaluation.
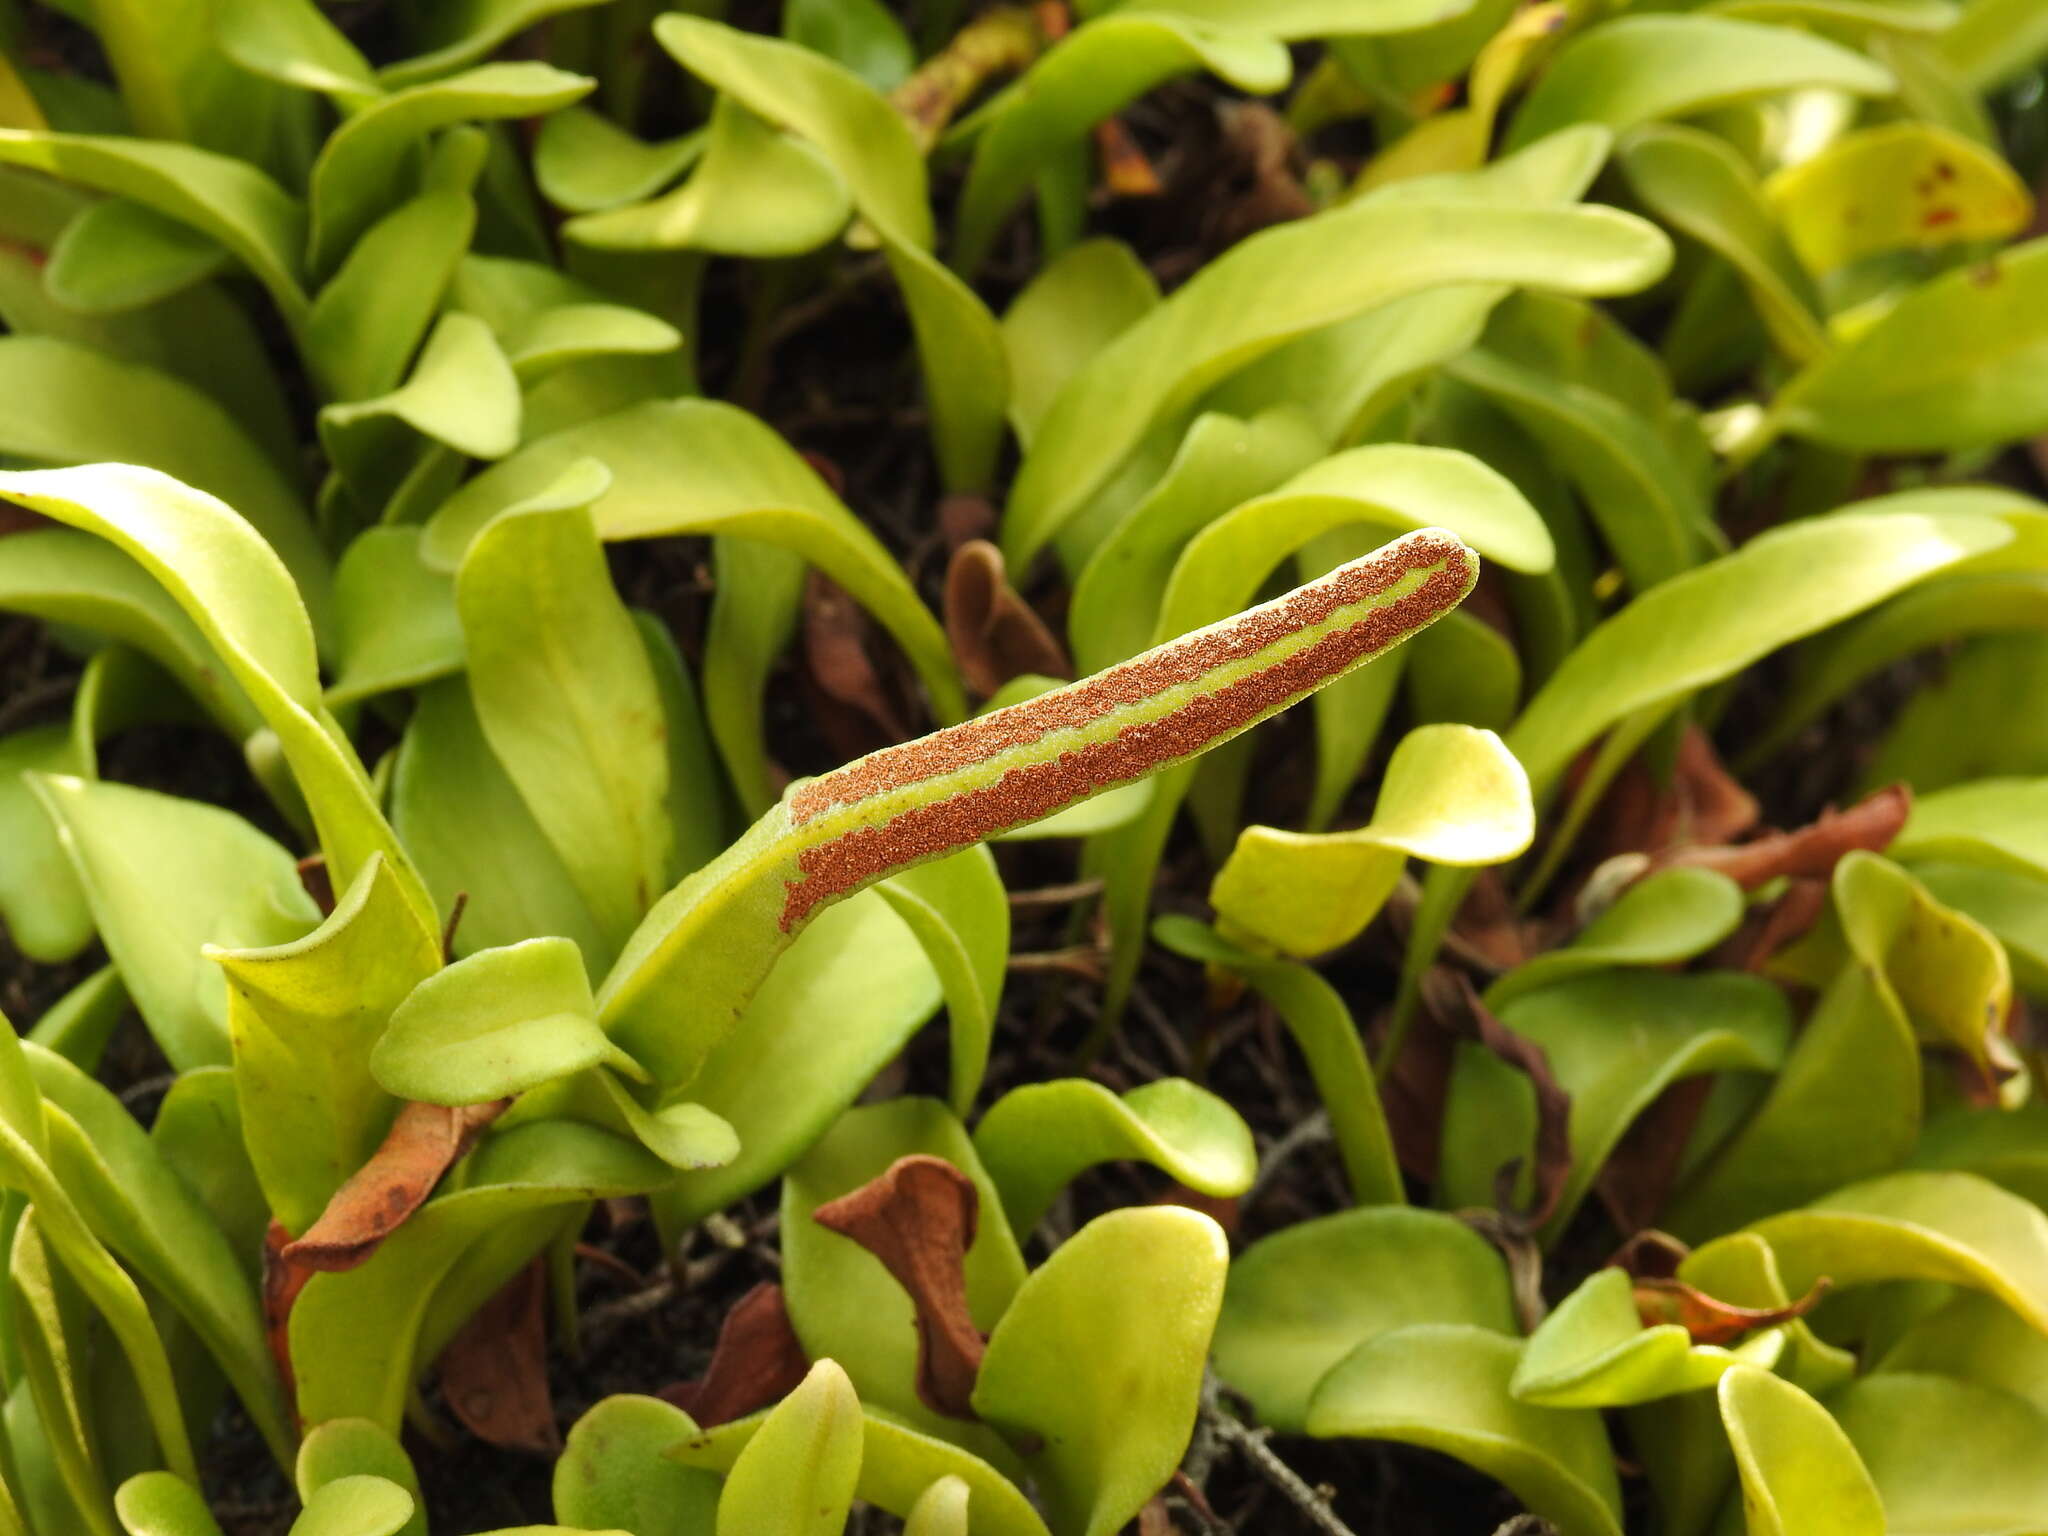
[0,337,330,629]
[1620,125,1828,362]
[1000,238,1158,451]
[554,1396,720,1536]
[1514,1268,1773,1410]
[0,464,435,932]
[43,200,226,314]
[1828,1374,2048,1534]
[873,849,1009,1115]
[0,129,309,324]
[714,1360,862,1536]
[565,96,851,255]
[306,63,592,274]
[1485,867,1745,1010]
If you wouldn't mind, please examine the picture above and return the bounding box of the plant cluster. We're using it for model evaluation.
[2,0,2048,1531]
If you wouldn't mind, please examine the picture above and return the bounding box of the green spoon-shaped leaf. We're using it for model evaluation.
[1717,1365,1884,1536]
[372,936,641,1104]
[1214,1209,1515,1432]
[1155,916,1403,1206]
[1514,1268,1774,1409]
[1741,1170,2048,1332]
[1003,167,1672,570]
[714,1360,863,1536]
[972,1208,1227,1536]
[1486,867,1745,1010]
[1210,722,1533,959]
[971,1078,1255,1243]
[674,1401,1050,1536]
[555,1395,719,1536]
[1828,1373,2048,1536]
[1307,1323,1624,1536]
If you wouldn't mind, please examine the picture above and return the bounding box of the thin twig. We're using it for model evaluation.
[1006,877,1106,908]
[1247,1110,1333,1209]
[1204,1399,1362,1536]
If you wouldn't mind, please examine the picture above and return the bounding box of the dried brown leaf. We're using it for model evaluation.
[943,540,1069,698]
[440,1259,559,1455]
[811,1154,985,1419]
[1096,117,1163,198]
[262,1218,314,1409]
[1634,1275,1830,1346]
[659,1282,811,1428]
[283,1099,508,1272]
[803,568,910,756]
[1652,784,1911,890]
[1589,726,1759,863]
[1423,971,1573,1229]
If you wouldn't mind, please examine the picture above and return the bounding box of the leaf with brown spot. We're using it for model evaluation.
[1650,783,1911,889]
[440,1258,559,1455]
[282,1099,508,1272]
[1634,1275,1829,1346]
[659,1282,811,1428]
[943,540,1069,698]
[811,1154,986,1419]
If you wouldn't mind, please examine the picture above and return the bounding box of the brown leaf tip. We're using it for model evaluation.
[811,1155,987,1419]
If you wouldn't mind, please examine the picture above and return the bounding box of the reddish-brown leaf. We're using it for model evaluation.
[1635,1275,1830,1346]
[1588,726,1760,863]
[803,569,910,757]
[937,492,999,552]
[1594,1076,1714,1238]
[1650,783,1911,890]
[283,1099,508,1272]
[262,1218,315,1410]
[1423,971,1573,1229]
[943,540,1070,698]
[1096,117,1163,198]
[439,1259,559,1455]
[659,1282,812,1428]
[1153,1185,1241,1236]
[1715,875,1830,973]
[811,1155,985,1419]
